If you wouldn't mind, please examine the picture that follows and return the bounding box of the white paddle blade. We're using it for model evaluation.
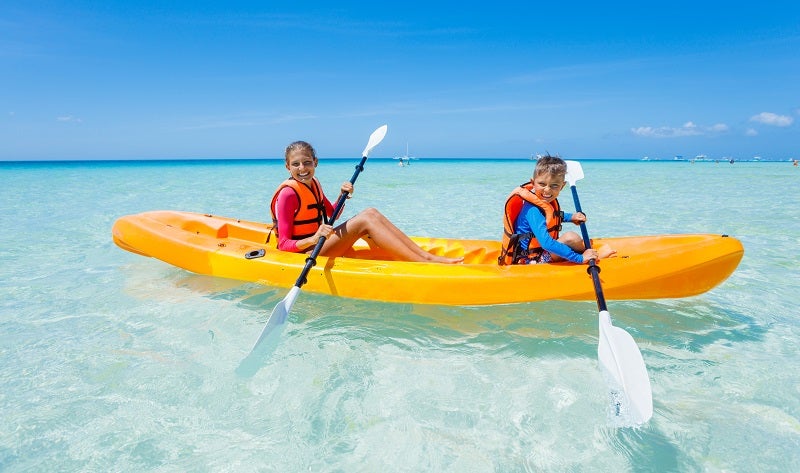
[565,160,585,187]
[236,286,301,377]
[598,310,653,425]
[362,124,388,157]
[250,286,300,352]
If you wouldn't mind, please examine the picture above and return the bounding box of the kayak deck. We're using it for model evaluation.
[112,210,744,306]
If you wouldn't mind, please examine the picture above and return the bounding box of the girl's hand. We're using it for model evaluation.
[314,224,334,243]
[340,182,354,197]
[571,212,586,224]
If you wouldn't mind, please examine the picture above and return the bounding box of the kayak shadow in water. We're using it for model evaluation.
[167,273,765,379]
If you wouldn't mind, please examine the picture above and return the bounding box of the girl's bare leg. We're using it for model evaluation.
[320,208,462,263]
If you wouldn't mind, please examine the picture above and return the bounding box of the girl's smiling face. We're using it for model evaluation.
[285,151,317,184]
[532,172,566,202]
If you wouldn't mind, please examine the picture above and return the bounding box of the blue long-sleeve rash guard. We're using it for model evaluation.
[515,202,584,264]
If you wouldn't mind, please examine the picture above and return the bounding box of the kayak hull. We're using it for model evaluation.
[112,211,744,306]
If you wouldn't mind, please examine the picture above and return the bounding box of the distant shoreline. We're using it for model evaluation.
[1,157,795,166]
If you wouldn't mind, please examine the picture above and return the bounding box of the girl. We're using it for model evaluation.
[270,140,462,263]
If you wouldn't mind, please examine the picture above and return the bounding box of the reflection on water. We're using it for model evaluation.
[174,271,765,364]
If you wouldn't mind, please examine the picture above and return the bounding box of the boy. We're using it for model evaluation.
[499,155,615,265]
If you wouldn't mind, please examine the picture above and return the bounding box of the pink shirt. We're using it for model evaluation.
[274,185,334,252]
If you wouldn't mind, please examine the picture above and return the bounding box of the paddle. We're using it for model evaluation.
[237,125,388,372]
[565,160,653,425]
[236,125,387,377]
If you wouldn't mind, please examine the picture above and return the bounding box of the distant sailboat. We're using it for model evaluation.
[394,143,417,166]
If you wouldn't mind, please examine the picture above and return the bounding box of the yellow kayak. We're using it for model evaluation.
[112,210,744,306]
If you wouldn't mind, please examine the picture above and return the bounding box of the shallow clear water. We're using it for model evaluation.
[1,159,798,471]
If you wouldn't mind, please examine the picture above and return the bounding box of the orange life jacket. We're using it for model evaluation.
[498,182,563,265]
[268,177,327,243]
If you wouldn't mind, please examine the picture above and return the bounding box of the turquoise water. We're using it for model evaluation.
[1,158,798,471]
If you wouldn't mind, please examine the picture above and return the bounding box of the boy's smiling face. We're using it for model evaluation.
[532,172,566,202]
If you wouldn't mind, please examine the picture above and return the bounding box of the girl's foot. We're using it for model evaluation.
[429,254,463,264]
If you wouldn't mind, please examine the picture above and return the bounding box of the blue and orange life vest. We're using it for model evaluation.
[268,177,327,244]
[498,182,564,265]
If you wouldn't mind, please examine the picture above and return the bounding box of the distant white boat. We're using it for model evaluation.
[394,143,417,167]
[694,154,708,161]
[641,156,650,161]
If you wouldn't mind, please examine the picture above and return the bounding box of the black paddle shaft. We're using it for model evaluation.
[293,155,369,287]
[569,185,609,313]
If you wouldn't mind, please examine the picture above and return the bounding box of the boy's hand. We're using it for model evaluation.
[571,212,586,224]
[581,248,599,263]
[582,245,617,263]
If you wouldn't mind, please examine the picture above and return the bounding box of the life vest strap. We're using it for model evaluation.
[295,216,322,225]
[498,232,541,265]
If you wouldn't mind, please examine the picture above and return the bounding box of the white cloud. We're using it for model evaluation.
[631,121,728,138]
[56,115,82,123]
[709,123,729,132]
[750,112,793,127]
[745,128,758,136]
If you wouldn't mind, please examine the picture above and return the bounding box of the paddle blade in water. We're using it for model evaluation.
[235,286,300,377]
[597,310,653,426]
[255,286,298,347]
[241,125,386,373]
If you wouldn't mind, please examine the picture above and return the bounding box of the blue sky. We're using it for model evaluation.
[2,1,799,160]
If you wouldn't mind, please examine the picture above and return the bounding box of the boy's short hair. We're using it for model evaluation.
[533,154,567,178]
